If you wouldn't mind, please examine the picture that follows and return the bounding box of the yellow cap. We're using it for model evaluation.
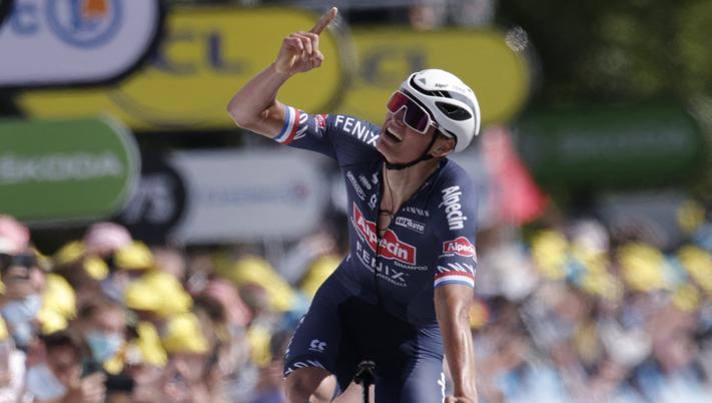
[228,255,296,312]
[83,256,110,280]
[161,313,209,354]
[580,271,624,302]
[37,307,68,334]
[53,241,85,266]
[531,230,569,280]
[42,273,76,319]
[0,317,9,341]
[142,272,192,317]
[124,279,160,313]
[672,283,701,312]
[618,242,667,292]
[677,245,712,296]
[130,321,167,367]
[115,241,155,271]
[247,324,272,367]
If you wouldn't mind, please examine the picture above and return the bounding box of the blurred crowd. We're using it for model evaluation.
[472,200,712,403]
[1,197,711,402]
[0,215,318,402]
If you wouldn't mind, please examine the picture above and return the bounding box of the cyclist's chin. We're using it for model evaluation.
[376,140,417,165]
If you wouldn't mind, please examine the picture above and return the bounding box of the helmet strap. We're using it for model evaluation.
[384,132,439,170]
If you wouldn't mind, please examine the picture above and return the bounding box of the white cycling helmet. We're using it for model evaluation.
[400,69,481,152]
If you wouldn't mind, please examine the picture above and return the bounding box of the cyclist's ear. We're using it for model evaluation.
[430,133,456,157]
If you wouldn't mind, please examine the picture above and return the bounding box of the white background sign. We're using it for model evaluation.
[169,149,328,243]
[0,0,162,87]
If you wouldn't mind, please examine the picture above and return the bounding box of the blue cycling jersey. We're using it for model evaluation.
[276,106,479,326]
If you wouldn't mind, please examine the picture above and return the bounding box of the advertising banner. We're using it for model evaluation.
[0,0,164,88]
[516,101,706,188]
[16,7,345,130]
[337,28,530,128]
[0,117,140,223]
[169,150,326,243]
[115,152,186,244]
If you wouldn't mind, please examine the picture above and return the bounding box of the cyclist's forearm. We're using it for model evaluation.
[435,286,478,401]
[227,63,291,133]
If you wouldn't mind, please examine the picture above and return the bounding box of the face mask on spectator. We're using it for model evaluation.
[86,330,124,363]
[26,363,67,400]
[1,294,41,346]
[1,294,41,323]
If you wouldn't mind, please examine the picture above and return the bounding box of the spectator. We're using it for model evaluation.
[25,331,105,403]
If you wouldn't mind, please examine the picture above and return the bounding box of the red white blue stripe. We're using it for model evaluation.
[275,106,301,144]
[433,263,476,288]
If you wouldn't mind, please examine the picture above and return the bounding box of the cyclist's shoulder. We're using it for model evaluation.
[431,158,475,194]
[427,159,477,232]
[325,114,380,144]
[319,113,381,164]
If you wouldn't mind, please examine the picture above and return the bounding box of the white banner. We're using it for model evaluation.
[0,0,163,87]
[169,150,327,243]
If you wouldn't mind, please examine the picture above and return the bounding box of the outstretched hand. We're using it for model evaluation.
[274,7,338,75]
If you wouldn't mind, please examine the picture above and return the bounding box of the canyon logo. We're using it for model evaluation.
[442,236,477,258]
[353,203,416,265]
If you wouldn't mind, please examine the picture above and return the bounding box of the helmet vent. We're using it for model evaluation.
[436,102,472,121]
[409,76,452,98]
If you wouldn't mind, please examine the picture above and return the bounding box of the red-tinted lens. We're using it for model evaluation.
[386,91,431,133]
[386,91,409,113]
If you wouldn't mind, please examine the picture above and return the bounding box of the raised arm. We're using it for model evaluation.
[226,7,338,137]
[435,284,478,403]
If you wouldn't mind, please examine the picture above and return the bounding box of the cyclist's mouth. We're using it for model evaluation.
[383,128,403,143]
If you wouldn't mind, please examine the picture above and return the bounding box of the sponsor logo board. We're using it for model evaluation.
[0,117,140,223]
[17,7,344,130]
[337,28,529,127]
[169,149,326,243]
[0,0,163,88]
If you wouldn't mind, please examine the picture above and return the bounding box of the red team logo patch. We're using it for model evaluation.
[443,236,477,258]
[353,204,416,265]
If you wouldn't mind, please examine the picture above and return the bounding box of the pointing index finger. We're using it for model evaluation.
[310,7,338,35]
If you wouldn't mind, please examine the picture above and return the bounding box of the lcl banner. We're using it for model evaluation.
[337,28,530,127]
[16,7,345,130]
[0,0,165,88]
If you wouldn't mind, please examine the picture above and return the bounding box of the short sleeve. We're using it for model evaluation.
[431,176,478,289]
[274,106,381,166]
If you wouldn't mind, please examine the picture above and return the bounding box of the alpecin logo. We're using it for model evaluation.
[443,236,477,258]
[352,203,416,265]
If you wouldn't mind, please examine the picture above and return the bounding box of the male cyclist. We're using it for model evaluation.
[228,8,481,403]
